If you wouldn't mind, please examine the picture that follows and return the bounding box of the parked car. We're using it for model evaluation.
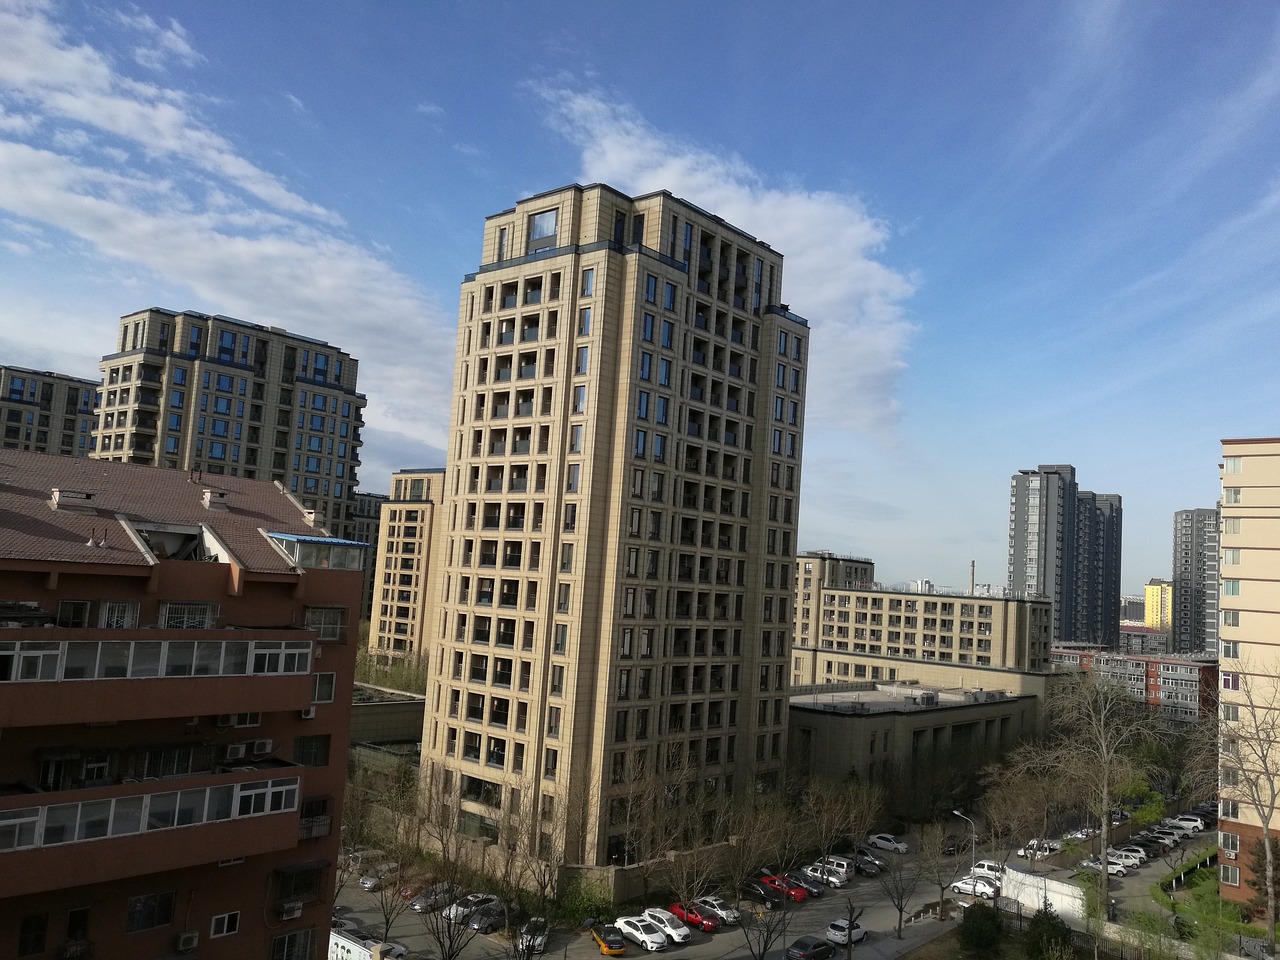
[951,875,999,899]
[853,853,881,877]
[760,874,808,902]
[1140,830,1179,849]
[592,924,627,956]
[642,908,692,944]
[1017,839,1061,860]
[1160,820,1196,839]
[815,855,854,880]
[443,893,501,924]
[361,943,408,960]
[468,902,507,933]
[668,902,721,933]
[786,935,836,960]
[617,917,668,952]
[855,846,889,870]
[825,918,867,945]
[359,861,401,892]
[410,881,464,913]
[785,871,825,897]
[344,846,387,871]
[693,896,740,925]
[1079,857,1127,877]
[867,833,908,853]
[971,860,1005,882]
[739,878,784,911]
[941,833,963,855]
[398,879,430,901]
[800,863,846,887]
[1172,814,1206,832]
[519,917,550,954]
[1108,848,1145,867]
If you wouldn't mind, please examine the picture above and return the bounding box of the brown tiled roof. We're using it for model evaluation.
[0,450,326,573]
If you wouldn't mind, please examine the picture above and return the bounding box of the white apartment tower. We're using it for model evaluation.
[423,184,809,866]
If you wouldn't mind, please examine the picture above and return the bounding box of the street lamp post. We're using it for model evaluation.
[953,809,977,882]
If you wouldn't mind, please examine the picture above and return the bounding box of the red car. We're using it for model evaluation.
[668,903,721,933]
[760,875,808,903]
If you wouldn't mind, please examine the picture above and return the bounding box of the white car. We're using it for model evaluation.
[693,896,740,925]
[617,916,668,951]
[361,942,408,959]
[344,847,387,871]
[951,875,999,899]
[1017,839,1061,860]
[1079,857,1127,877]
[1160,820,1196,839]
[518,917,550,954]
[1172,814,1206,832]
[801,863,847,887]
[1108,848,1145,867]
[442,893,501,924]
[867,833,908,853]
[359,861,400,892]
[642,908,692,944]
[825,918,867,945]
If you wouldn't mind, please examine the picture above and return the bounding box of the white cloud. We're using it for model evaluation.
[416,101,445,117]
[0,0,337,223]
[114,8,202,70]
[285,92,307,115]
[537,88,916,432]
[0,103,38,133]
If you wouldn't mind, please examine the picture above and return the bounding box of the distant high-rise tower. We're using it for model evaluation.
[1144,579,1173,630]
[0,365,99,457]
[1007,464,1122,645]
[91,308,366,538]
[1172,507,1219,654]
[422,183,809,866]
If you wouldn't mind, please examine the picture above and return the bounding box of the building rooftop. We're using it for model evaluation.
[790,681,1025,716]
[0,450,333,573]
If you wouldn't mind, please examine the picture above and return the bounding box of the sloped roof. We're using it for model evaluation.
[0,450,327,573]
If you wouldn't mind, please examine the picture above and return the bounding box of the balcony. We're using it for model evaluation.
[0,763,304,898]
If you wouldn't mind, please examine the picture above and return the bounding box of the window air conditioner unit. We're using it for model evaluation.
[300,706,316,720]
[251,738,273,756]
[278,901,303,921]
[1225,850,1237,860]
[177,931,200,952]
[224,743,247,761]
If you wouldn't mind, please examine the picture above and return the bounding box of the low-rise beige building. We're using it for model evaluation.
[793,551,1054,695]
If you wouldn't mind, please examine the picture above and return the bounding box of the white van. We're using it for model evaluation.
[971,859,1005,882]
[816,855,853,880]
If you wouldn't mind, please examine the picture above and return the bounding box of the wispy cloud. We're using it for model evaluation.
[536,87,916,433]
[114,8,202,70]
[416,101,445,117]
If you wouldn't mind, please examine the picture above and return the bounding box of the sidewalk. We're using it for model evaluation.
[855,915,956,960]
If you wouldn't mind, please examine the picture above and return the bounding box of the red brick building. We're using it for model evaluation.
[0,451,363,959]
[1050,647,1217,725]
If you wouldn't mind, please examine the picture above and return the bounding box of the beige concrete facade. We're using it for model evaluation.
[421,184,809,866]
[0,365,99,457]
[793,551,1054,694]
[1218,438,1280,902]
[91,308,367,538]
[370,468,445,664]
[1145,579,1173,630]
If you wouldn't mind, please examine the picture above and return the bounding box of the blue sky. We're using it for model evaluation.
[2,0,1278,595]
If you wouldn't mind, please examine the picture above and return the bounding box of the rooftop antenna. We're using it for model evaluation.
[84,526,97,548]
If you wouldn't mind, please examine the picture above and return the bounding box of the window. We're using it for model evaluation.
[1224,456,1242,474]
[578,308,591,336]
[1220,641,1240,659]
[1221,799,1239,819]
[527,210,558,252]
[271,929,315,960]
[312,672,336,703]
[581,268,595,296]
[305,606,346,643]
[1224,487,1242,504]
[292,735,331,767]
[1221,864,1240,886]
[1221,831,1240,852]
[1223,580,1241,596]
[1222,610,1240,627]
[126,891,176,932]
[211,911,240,938]
[664,282,677,311]
[645,275,658,303]
[1222,672,1240,691]
[1224,517,1241,534]
[100,600,139,629]
[18,914,46,957]
[575,347,589,375]
[57,601,89,628]
[160,602,217,629]
[1224,548,1241,565]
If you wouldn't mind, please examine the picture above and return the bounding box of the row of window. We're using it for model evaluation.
[17,904,240,954]
[0,638,312,682]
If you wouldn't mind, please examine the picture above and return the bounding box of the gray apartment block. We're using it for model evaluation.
[1172,507,1219,654]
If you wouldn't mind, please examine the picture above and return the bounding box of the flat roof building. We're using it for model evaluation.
[370,468,445,665]
[0,365,99,458]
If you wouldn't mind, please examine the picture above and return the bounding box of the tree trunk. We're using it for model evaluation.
[1267,828,1276,954]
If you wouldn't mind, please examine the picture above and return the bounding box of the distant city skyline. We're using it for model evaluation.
[1,2,1272,593]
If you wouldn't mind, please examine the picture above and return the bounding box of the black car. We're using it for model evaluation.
[784,871,824,897]
[786,936,836,960]
[941,834,961,856]
[853,854,880,877]
[740,878,784,911]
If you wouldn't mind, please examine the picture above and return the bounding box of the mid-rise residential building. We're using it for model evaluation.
[1117,623,1171,655]
[793,550,1054,694]
[1120,594,1145,621]
[0,365,99,457]
[420,183,809,866]
[370,468,445,665]
[0,449,362,959]
[1007,464,1122,646]
[351,489,390,619]
[1218,438,1280,903]
[1049,648,1215,725]
[90,307,366,538]
[1144,579,1173,631]
[1172,507,1220,654]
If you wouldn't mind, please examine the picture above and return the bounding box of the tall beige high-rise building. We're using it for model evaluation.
[0,365,99,457]
[421,184,809,866]
[1218,438,1280,904]
[91,308,366,537]
[371,468,445,664]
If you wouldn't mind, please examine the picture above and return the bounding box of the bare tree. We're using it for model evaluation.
[981,774,1044,867]
[416,764,485,960]
[1221,666,1280,952]
[720,797,787,888]
[917,821,965,920]
[876,848,923,938]
[363,758,426,944]
[738,900,792,960]
[803,780,883,864]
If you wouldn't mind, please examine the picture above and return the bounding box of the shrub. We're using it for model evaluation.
[1025,903,1073,960]
[959,903,1002,952]
[554,877,614,925]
